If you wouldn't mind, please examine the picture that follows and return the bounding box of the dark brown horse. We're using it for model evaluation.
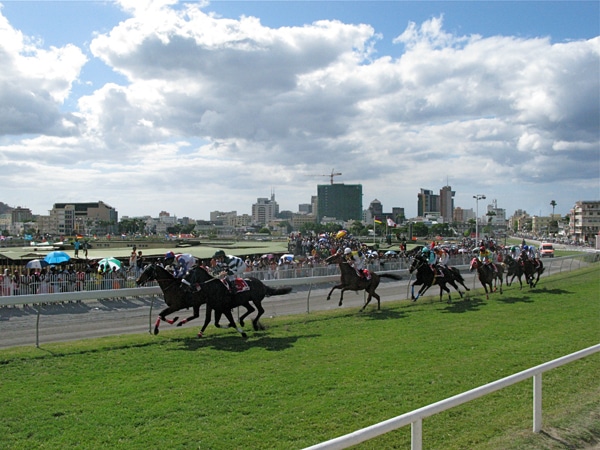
[136,263,206,335]
[521,257,544,288]
[408,253,470,303]
[185,266,293,337]
[324,252,402,311]
[469,257,504,300]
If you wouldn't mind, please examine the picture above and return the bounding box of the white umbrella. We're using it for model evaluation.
[26,259,49,269]
[97,257,122,272]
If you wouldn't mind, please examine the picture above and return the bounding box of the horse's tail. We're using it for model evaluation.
[379,273,402,281]
[265,286,293,297]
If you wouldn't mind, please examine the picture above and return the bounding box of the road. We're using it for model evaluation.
[0,258,581,349]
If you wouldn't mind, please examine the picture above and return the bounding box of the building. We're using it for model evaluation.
[252,193,279,226]
[317,183,362,222]
[439,186,455,223]
[569,200,600,245]
[417,189,439,217]
[45,201,118,236]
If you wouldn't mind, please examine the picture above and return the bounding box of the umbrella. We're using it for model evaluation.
[279,254,295,264]
[335,230,347,239]
[384,250,397,256]
[44,251,71,265]
[97,257,122,272]
[26,259,49,269]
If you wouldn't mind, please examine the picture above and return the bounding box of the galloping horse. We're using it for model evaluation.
[409,253,470,303]
[324,252,402,311]
[136,263,206,335]
[504,255,544,289]
[469,258,504,299]
[185,266,293,337]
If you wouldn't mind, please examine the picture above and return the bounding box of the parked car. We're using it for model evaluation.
[540,242,555,258]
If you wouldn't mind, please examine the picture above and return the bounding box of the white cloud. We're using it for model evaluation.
[0,5,598,219]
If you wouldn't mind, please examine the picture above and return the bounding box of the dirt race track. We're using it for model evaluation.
[0,259,583,349]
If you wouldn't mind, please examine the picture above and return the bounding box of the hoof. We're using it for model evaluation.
[241,332,248,339]
[153,327,160,335]
[197,331,203,338]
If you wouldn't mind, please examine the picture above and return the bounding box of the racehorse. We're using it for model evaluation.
[185,266,293,337]
[324,252,402,311]
[408,253,470,303]
[136,263,206,335]
[504,255,544,289]
[469,257,504,299]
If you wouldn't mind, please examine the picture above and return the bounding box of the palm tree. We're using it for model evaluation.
[550,200,557,216]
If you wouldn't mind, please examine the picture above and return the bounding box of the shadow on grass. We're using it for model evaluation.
[362,308,407,321]
[441,297,486,314]
[498,295,534,304]
[179,332,320,352]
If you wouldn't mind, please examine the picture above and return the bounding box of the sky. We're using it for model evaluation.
[0,0,598,221]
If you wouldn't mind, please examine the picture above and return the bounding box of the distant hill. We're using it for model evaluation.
[0,202,13,215]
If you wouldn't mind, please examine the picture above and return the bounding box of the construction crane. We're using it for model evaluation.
[319,169,342,184]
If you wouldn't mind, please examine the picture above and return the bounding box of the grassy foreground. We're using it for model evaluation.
[1,266,598,449]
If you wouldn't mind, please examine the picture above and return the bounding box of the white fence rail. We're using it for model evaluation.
[304,344,600,450]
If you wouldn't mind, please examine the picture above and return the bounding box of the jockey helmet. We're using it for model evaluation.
[522,245,528,251]
[480,246,486,252]
[213,250,226,259]
[344,247,352,255]
[421,247,430,254]
[165,251,175,259]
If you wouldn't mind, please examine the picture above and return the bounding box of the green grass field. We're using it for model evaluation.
[1,265,598,449]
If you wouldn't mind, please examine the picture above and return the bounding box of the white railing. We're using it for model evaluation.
[303,344,600,450]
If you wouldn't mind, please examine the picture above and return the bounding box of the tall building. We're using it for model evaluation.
[252,193,279,225]
[417,189,439,217]
[439,186,455,223]
[317,183,362,222]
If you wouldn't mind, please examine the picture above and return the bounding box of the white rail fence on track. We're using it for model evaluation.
[303,344,600,450]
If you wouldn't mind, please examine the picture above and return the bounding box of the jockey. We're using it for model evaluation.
[174,253,195,279]
[161,251,177,275]
[344,247,367,278]
[519,245,530,264]
[436,247,450,267]
[478,246,497,273]
[421,246,440,275]
[213,250,247,294]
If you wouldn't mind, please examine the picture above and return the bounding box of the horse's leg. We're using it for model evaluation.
[360,291,380,312]
[198,305,213,338]
[222,309,247,339]
[327,284,342,300]
[251,301,265,331]
[440,284,452,303]
[154,306,180,335]
[176,304,201,327]
[338,288,349,307]
[237,301,255,328]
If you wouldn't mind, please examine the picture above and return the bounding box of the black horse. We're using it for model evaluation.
[185,266,293,338]
[136,263,206,335]
[408,253,470,303]
[469,257,504,300]
[504,255,544,289]
[324,252,402,311]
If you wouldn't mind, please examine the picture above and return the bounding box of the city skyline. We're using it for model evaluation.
[0,1,598,219]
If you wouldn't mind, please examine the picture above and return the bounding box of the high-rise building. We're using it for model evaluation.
[317,183,362,222]
[417,189,439,217]
[439,185,455,223]
[252,193,279,225]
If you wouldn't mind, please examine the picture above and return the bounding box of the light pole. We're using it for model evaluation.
[473,194,486,242]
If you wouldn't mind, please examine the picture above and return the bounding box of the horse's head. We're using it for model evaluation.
[324,252,343,265]
[184,265,214,286]
[409,253,427,273]
[469,257,480,271]
[136,263,157,286]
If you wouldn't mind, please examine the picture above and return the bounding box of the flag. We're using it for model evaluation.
[386,218,397,228]
[374,217,382,224]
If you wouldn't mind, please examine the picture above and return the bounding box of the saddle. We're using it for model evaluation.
[220,278,250,293]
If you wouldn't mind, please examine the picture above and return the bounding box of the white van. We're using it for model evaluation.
[540,242,555,258]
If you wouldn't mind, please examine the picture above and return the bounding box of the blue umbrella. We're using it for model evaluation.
[44,251,71,265]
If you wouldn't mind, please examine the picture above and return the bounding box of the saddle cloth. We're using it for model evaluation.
[220,278,250,293]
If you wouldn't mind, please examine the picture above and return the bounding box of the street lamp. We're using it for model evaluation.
[473,194,486,242]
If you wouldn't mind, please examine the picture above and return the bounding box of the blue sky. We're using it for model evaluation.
[0,1,598,221]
